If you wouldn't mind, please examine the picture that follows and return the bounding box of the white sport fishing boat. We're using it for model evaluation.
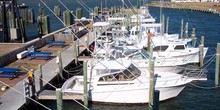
[62,59,194,104]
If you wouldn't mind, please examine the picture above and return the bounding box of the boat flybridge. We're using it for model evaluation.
[62,59,196,103]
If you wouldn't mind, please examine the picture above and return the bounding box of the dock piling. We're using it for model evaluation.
[56,88,63,110]
[54,6,61,16]
[191,28,195,47]
[180,19,184,39]
[38,64,43,91]
[148,45,155,110]
[63,10,73,27]
[153,90,160,110]
[166,16,169,34]
[83,61,88,108]
[215,43,220,87]
[185,22,188,38]
[57,51,63,78]
[28,9,35,23]
[199,36,204,68]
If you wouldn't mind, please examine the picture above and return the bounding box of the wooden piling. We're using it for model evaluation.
[56,88,63,110]
[83,61,88,108]
[63,10,73,26]
[73,41,78,65]
[199,40,204,68]
[57,51,63,78]
[76,8,83,19]
[191,28,195,47]
[38,64,43,91]
[28,9,35,23]
[1,1,9,42]
[54,5,61,16]
[215,43,220,87]
[9,11,15,28]
[153,90,160,110]
[20,18,27,43]
[180,19,183,39]
[42,15,50,35]
[162,14,165,34]
[38,4,44,16]
[185,22,188,38]
[21,9,27,22]
[166,16,169,34]
[148,45,155,110]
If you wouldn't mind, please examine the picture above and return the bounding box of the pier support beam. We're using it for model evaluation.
[56,88,63,110]
[191,28,195,47]
[54,6,61,16]
[180,19,184,39]
[153,90,160,110]
[83,61,88,108]
[148,45,155,110]
[28,9,35,23]
[185,22,188,38]
[215,43,220,87]
[166,16,169,34]
[199,36,204,68]
[38,64,43,91]
[57,51,63,78]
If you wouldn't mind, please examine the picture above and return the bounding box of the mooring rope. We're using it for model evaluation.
[189,82,220,90]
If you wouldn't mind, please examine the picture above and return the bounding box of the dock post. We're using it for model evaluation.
[21,9,27,22]
[57,51,63,78]
[37,16,43,38]
[148,45,155,110]
[73,41,78,65]
[166,16,169,34]
[42,15,50,35]
[162,14,165,34]
[38,4,44,16]
[28,9,35,23]
[38,64,43,90]
[215,43,220,87]
[180,19,184,39]
[20,18,27,43]
[54,5,61,16]
[185,22,188,38]
[56,88,63,110]
[83,61,88,108]
[76,8,83,19]
[191,28,195,47]
[63,10,73,27]
[1,1,9,42]
[153,90,160,110]
[199,36,204,68]
[9,11,15,28]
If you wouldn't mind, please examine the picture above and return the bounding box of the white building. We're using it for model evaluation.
[171,0,219,2]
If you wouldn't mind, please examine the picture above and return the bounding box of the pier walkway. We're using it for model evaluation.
[0,29,95,110]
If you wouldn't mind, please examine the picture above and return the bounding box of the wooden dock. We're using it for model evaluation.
[38,90,83,100]
[0,26,95,110]
[149,2,220,14]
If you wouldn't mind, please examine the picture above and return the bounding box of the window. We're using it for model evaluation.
[98,64,141,82]
[153,46,168,51]
[174,45,185,50]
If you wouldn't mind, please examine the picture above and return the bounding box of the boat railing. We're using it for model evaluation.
[181,67,208,80]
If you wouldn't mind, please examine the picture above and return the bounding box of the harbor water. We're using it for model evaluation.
[17,0,220,110]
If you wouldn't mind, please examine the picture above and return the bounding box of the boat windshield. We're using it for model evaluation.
[98,64,141,82]
[126,49,149,59]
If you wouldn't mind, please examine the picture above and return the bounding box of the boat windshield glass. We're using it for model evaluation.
[98,64,141,82]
